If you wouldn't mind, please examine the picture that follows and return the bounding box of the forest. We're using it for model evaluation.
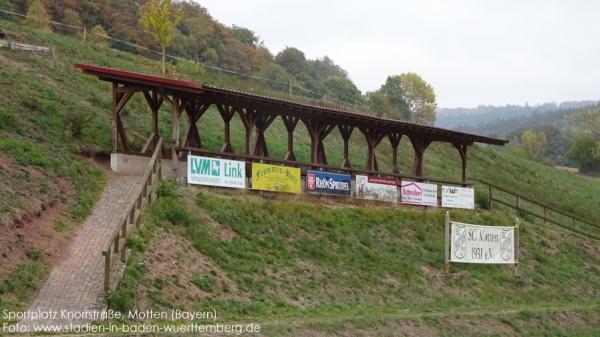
[0,0,437,125]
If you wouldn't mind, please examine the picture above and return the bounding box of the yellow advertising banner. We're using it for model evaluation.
[251,163,301,193]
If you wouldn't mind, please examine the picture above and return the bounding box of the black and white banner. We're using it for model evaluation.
[450,222,515,264]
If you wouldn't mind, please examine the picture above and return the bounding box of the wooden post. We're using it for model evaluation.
[339,125,354,168]
[103,252,110,292]
[489,184,493,208]
[120,219,127,262]
[543,206,547,226]
[444,211,450,273]
[83,26,87,42]
[516,195,520,209]
[389,133,402,174]
[514,217,520,275]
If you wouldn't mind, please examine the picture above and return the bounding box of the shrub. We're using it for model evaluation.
[475,190,490,209]
[191,274,215,292]
[151,196,192,226]
[63,110,94,140]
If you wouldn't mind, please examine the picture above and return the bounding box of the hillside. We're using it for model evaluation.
[437,101,597,131]
[0,17,600,336]
[105,183,600,336]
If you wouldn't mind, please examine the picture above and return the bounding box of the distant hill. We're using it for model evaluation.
[436,101,598,130]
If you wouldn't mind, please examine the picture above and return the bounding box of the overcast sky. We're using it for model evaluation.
[196,0,600,108]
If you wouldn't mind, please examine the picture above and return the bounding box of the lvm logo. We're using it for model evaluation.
[190,157,220,176]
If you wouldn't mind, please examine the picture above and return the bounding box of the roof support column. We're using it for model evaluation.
[360,127,385,171]
[304,119,335,165]
[169,96,185,179]
[182,101,209,148]
[410,136,432,177]
[282,115,300,161]
[252,113,277,157]
[111,83,134,153]
[388,133,403,174]
[238,107,257,155]
[339,125,354,168]
[453,142,468,183]
[142,89,165,154]
[216,104,236,153]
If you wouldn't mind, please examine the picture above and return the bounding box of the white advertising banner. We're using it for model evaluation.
[442,186,475,209]
[450,222,515,264]
[400,181,438,207]
[355,175,398,202]
[187,155,246,189]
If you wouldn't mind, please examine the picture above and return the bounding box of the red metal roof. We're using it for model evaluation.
[75,64,202,92]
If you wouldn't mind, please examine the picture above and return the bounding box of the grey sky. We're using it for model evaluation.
[196,0,600,108]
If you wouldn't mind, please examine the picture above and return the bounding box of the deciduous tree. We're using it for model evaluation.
[139,0,182,74]
[26,0,52,32]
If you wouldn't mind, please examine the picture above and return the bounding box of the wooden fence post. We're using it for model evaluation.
[514,217,520,275]
[488,185,493,208]
[444,211,450,273]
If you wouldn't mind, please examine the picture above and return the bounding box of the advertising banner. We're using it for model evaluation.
[356,175,398,202]
[450,222,515,264]
[442,186,475,209]
[252,163,301,193]
[400,181,438,207]
[187,155,245,189]
[306,170,351,196]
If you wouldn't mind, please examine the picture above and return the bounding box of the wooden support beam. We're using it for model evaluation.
[339,125,354,168]
[143,89,165,135]
[170,96,186,178]
[111,84,134,152]
[182,101,210,148]
[360,127,385,171]
[453,142,468,182]
[216,104,236,153]
[410,136,432,177]
[388,132,402,174]
[304,119,335,165]
[252,113,277,157]
[282,115,300,161]
[238,107,258,155]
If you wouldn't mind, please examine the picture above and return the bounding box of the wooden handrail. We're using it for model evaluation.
[102,138,163,292]
[477,179,600,240]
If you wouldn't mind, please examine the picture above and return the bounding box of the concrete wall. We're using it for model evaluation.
[110,153,187,181]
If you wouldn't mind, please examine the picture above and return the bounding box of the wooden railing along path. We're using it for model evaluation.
[102,138,163,292]
[478,179,600,240]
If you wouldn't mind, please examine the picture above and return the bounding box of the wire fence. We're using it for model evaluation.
[0,7,372,114]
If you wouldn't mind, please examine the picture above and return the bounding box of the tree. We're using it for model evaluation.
[0,0,12,20]
[232,25,259,47]
[323,76,363,105]
[89,24,108,45]
[521,129,548,160]
[310,56,347,80]
[275,47,306,76]
[257,63,290,90]
[365,91,395,117]
[398,73,437,125]
[26,0,52,31]
[139,0,182,74]
[108,28,137,54]
[60,8,82,35]
[380,75,410,120]
[568,134,600,173]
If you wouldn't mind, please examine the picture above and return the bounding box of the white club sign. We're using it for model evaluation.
[443,212,520,272]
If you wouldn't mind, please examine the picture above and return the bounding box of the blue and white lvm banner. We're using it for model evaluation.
[306,170,352,196]
[187,155,246,189]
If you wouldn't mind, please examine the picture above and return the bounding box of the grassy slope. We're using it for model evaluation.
[0,19,598,335]
[110,184,600,336]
